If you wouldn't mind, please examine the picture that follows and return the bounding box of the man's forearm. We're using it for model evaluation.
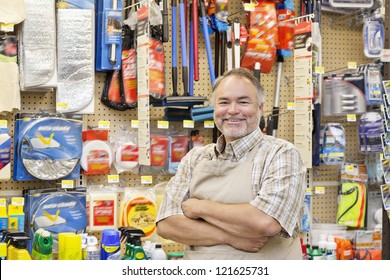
[156,215,269,252]
[156,215,231,246]
[182,199,281,238]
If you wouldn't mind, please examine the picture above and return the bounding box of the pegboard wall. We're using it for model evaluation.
[0,0,383,253]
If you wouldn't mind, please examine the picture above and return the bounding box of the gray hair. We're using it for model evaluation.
[211,68,265,105]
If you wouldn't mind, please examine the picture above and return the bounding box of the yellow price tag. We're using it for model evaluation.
[244,3,255,11]
[131,120,139,128]
[314,186,325,195]
[0,23,14,32]
[287,102,295,110]
[0,120,7,128]
[306,188,312,195]
[11,197,25,206]
[315,66,325,74]
[98,120,111,129]
[204,120,215,128]
[183,120,195,128]
[61,180,74,189]
[347,62,357,69]
[141,176,153,184]
[0,198,6,206]
[108,174,120,183]
[157,121,169,129]
[56,102,69,110]
[347,114,356,122]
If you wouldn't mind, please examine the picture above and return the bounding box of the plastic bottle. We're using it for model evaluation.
[100,229,120,260]
[151,244,167,260]
[309,246,323,260]
[32,228,53,260]
[143,240,155,260]
[318,234,327,260]
[83,236,100,260]
[325,235,337,260]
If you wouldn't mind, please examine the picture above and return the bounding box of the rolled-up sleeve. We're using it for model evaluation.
[249,143,306,237]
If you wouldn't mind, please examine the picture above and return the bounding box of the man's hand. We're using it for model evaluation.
[181,197,203,219]
[228,235,269,252]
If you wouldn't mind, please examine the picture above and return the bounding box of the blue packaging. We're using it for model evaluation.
[100,228,120,260]
[13,113,83,181]
[95,0,123,71]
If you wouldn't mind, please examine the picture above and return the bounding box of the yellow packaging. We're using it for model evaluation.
[58,232,82,260]
[8,204,24,231]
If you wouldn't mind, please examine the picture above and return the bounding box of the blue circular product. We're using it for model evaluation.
[19,117,82,180]
[29,191,87,251]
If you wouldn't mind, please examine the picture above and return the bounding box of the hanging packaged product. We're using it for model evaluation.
[8,197,25,232]
[13,113,83,181]
[110,127,139,174]
[81,129,114,175]
[358,112,384,154]
[168,135,189,174]
[119,187,157,240]
[24,187,87,254]
[321,123,346,165]
[337,163,367,228]
[96,0,123,71]
[240,1,277,74]
[87,185,119,232]
[0,126,11,181]
[363,18,384,58]
[140,134,169,175]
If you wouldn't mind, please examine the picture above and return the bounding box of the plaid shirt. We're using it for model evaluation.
[157,127,306,237]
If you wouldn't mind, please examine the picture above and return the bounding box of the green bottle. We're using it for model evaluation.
[32,229,53,260]
[121,242,134,260]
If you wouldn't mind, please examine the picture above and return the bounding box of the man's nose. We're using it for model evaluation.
[227,103,239,114]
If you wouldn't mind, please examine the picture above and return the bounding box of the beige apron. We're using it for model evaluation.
[185,145,302,260]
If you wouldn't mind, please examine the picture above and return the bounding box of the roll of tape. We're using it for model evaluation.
[80,140,113,172]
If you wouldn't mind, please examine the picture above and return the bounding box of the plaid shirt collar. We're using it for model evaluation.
[215,127,263,161]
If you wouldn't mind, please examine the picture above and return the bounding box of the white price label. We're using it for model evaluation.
[108,174,120,183]
[157,121,169,129]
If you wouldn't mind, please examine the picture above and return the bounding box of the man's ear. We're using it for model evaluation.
[259,103,263,111]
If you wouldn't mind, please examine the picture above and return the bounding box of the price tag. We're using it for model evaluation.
[11,197,25,206]
[56,102,69,110]
[314,186,325,195]
[183,120,194,128]
[315,66,325,74]
[0,120,7,128]
[131,120,139,128]
[0,23,14,32]
[157,121,169,129]
[287,102,295,110]
[98,120,110,129]
[61,180,74,189]
[0,198,6,206]
[347,62,357,69]
[204,120,215,128]
[347,114,356,122]
[244,3,255,11]
[141,176,153,184]
[108,174,120,183]
[306,188,313,195]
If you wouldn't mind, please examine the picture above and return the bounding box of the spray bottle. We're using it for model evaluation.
[3,231,31,260]
[32,228,53,260]
[120,227,147,260]
[6,234,31,260]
